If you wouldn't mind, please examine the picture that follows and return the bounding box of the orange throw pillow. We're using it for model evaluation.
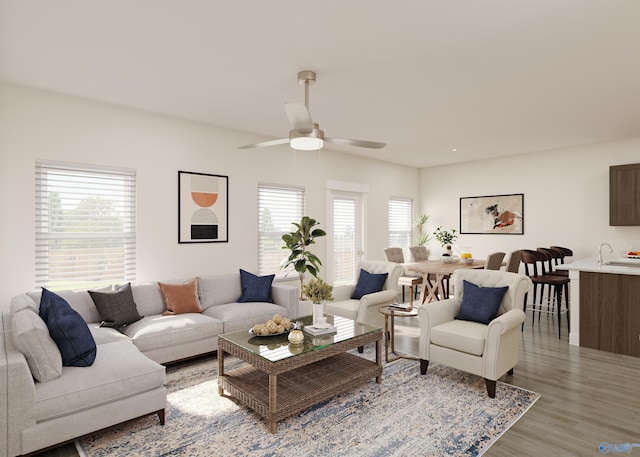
[158,278,203,315]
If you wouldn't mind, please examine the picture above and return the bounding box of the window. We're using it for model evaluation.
[332,196,359,286]
[35,161,136,290]
[258,184,304,276]
[388,197,413,261]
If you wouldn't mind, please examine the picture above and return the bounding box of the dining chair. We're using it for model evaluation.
[410,245,450,299]
[484,252,506,270]
[383,247,421,304]
[505,250,521,273]
[519,249,570,338]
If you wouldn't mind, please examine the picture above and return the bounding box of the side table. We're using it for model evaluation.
[378,305,419,363]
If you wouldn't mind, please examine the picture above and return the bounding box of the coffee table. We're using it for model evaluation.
[217,314,382,433]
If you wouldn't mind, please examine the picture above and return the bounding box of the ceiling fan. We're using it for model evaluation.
[237,70,386,151]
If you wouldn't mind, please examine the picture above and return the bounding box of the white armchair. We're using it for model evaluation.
[417,269,531,397]
[325,260,404,329]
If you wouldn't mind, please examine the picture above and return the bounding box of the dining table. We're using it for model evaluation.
[403,259,486,304]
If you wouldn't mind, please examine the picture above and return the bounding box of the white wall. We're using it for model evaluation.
[0,82,419,305]
[418,140,640,263]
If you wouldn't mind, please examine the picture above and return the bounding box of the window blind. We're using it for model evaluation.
[35,161,136,290]
[389,197,413,261]
[333,197,356,286]
[258,184,304,276]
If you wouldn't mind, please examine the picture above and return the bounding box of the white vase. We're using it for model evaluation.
[313,302,324,326]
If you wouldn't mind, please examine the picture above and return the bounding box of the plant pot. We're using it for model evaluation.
[313,302,325,326]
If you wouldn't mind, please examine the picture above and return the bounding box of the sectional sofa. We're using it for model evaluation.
[0,273,298,457]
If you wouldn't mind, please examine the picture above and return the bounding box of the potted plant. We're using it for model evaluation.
[433,226,457,261]
[413,212,432,247]
[281,216,327,300]
[302,277,334,304]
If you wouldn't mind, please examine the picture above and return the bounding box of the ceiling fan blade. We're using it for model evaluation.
[324,137,387,149]
[236,138,289,149]
[284,103,313,133]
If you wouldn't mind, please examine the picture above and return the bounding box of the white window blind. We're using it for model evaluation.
[389,197,413,261]
[35,161,136,290]
[258,184,304,276]
[333,197,356,286]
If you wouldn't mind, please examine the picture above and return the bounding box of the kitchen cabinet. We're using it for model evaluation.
[610,163,640,226]
[579,271,640,357]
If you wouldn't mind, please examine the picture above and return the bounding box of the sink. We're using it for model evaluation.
[603,260,640,268]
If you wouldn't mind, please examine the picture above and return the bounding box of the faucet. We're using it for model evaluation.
[598,242,613,265]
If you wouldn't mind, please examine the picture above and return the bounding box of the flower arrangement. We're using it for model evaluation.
[302,277,334,304]
[433,226,457,247]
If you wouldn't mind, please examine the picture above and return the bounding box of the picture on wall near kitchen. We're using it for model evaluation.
[178,171,229,243]
[460,193,524,235]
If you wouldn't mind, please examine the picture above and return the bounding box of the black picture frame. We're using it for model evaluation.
[459,193,524,235]
[178,171,229,243]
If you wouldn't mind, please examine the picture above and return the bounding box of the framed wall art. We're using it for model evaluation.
[178,171,229,243]
[459,193,524,235]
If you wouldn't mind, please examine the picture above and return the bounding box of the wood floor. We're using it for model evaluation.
[36,309,640,457]
[393,310,640,457]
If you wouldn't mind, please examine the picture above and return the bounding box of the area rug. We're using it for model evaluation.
[79,351,539,457]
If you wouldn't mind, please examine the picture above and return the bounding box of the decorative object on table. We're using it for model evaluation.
[302,276,334,326]
[413,212,432,249]
[459,193,524,235]
[250,314,293,336]
[287,330,305,344]
[303,323,338,336]
[433,226,457,262]
[460,250,474,265]
[281,216,327,300]
[178,171,228,243]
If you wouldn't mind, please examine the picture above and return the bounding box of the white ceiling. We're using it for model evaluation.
[2,0,640,168]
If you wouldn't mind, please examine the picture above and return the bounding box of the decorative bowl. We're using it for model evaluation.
[460,257,474,265]
[288,330,305,344]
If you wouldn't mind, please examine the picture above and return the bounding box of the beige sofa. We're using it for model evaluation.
[0,273,298,457]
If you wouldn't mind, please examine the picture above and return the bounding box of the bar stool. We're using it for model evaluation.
[520,249,570,339]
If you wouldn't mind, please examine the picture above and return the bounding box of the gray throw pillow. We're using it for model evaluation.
[89,283,142,328]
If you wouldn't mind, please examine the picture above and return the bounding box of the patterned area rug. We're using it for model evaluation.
[79,351,539,457]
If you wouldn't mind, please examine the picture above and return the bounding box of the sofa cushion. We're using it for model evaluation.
[130,282,166,316]
[158,278,203,315]
[238,269,274,303]
[203,302,288,333]
[38,289,97,367]
[324,299,359,322]
[11,308,63,382]
[88,323,133,345]
[431,320,487,356]
[457,280,508,324]
[351,270,388,299]
[32,341,165,421]
[122,314,223,353]
[198,274,243,309]
[88,283,142,328]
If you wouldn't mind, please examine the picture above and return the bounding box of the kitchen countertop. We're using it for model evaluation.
[557,257,640,276]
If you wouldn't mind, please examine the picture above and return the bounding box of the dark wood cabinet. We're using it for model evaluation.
[610,163,640,226]
[580,271,640,357]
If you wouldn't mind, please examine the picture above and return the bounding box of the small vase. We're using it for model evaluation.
[313,301,324,326]
[442,245,453,263]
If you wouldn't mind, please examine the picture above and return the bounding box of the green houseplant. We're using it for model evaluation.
[413,212,432,246]
[433,226,457,249]
[281,216,327,300]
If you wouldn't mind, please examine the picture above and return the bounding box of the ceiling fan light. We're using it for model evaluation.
[290,137,324,151]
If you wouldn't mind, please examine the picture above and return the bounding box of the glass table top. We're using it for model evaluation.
[218,314,380,363]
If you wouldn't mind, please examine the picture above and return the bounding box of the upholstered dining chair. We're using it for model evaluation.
[505,250,522,273]
[417,269,531,397]
[325,260,404,329]
[484,252,506,270]
[383,247,421,304]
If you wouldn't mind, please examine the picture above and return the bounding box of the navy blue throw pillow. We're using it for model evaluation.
[238,269,275,303]
[351,269,388,300]
[456,280,509,324]
[39,288,97,367]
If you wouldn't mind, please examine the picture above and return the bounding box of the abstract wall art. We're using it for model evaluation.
[459,193,524,235]
[178,171,229,243]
